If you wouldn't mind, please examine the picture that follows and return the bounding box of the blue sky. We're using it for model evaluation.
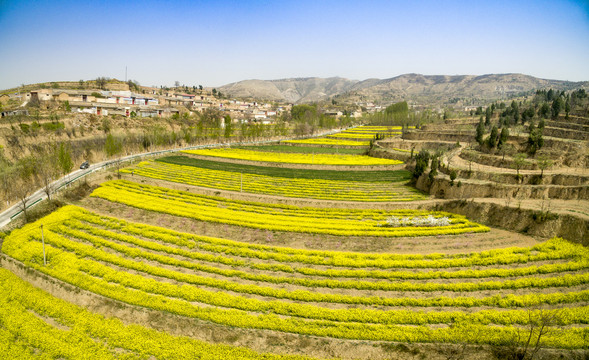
[0,0,588,89]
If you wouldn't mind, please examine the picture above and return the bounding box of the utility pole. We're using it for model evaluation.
[125,66,127,82]
[41,225,46,266]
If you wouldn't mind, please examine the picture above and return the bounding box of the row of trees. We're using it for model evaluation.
[281,104,356,136]
[362,101,440,129]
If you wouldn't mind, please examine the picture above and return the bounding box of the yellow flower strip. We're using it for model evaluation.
[91,182,488,237]
[61,209,589,284]
[4,224,589,325]
[53,221,589,296]
[72,205,580,270]
[181,148,403,165]
[120,160,426,202]
[2,217,588,348]
[327,133,400,139]
[8,210,588,312]
[0,268,318,360]
[90,181,488,237]
[282,138,371,146]
[4,208,587,348]
[339,126,407,133]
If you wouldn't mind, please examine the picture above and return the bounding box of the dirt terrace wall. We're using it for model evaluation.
[405,130,586,153]
[546,120,589,132]
[543,127,589,141]
[459,151,538,170]
[561,115,589,126]
[403,130,475,143]
[420,124,476,131]
[444,167,589,186]
[419,175,589,201]
[460,143,588,169]
[433,200,589,246]
[368,148,411,162]
[379,139,458,152]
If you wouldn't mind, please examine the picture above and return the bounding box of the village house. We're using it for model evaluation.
[0,109,29,118]
[17,86,290,119]
[26,89,53,102]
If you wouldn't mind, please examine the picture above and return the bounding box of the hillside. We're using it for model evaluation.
[219,73,589,105]
[218,77,359,103]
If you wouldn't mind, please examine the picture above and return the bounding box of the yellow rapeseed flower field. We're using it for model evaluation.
[182,148,403,165]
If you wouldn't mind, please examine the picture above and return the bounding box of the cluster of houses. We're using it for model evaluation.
[0,83,372,123]
[0,87,292,123]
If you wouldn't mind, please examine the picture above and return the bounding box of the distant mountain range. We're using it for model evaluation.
[218,73,589,105]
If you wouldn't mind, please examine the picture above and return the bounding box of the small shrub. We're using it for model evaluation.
[19,123,30,133]
[31,121,41,133]
[450,170,457,185]
[42,121,65,131]
[532,211,558,223]
[528,175,542,185]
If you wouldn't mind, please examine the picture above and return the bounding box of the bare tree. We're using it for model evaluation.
[38,148,59,202]
[500,143,515,162]
[513,153,528,180]
[536,155,553,178]
[496,308,561,360]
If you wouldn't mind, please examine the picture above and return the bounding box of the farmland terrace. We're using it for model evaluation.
[0,123,588,360]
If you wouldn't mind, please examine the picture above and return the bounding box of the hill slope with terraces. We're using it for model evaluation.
[1,114,588,360]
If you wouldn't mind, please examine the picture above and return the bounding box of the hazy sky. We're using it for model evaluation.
[0,0,588,90]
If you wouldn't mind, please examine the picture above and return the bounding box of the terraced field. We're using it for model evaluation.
[283,138,371,146]
[237,145,367,154]
[0,267,314,360]
[182,147,403,165]
[2,120,587,359]
[120,157,427,201]
[3,205,588,351]
[90,180,485,236]
[284,126,404,146]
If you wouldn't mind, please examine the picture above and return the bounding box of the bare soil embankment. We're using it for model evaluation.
[433,199,589,246]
